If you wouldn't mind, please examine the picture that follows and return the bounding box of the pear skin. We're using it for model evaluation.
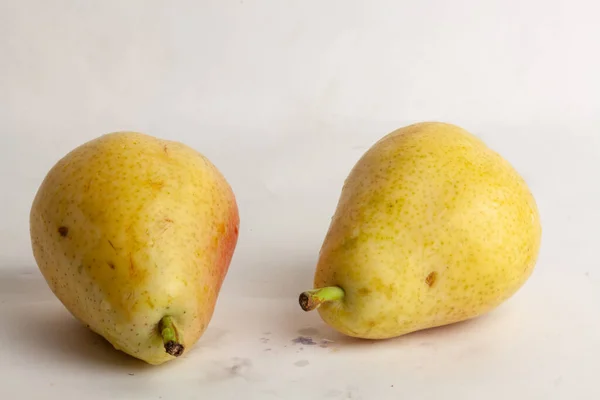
[300,122,541,339]
[30,132,239,364]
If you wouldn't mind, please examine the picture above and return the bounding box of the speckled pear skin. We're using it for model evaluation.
[314,122,541,339]
[29,132,239,365]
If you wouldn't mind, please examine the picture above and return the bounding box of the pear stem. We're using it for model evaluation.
[159,316,184,357]
[299,286,345,311]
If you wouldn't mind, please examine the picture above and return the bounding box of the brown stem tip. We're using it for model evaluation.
[164,341,185,357]
[299,292,312,311]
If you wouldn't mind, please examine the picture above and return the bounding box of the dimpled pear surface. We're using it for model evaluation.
[314,122,541,339]
[30,132,239,364]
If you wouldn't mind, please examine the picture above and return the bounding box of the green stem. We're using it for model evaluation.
[159,316,184,357]
[299,286,345,311]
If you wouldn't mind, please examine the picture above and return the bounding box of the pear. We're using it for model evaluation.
[30,131,239,364]
[300,122,541,339]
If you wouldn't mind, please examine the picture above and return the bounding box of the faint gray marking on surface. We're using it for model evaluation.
[345,385,362,399]
[294,359,309,367]
[292,336,316,345]
[230,357,253,376]
[554,376,563,387]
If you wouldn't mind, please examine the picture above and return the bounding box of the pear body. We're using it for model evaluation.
[30,132,239,364]
[313,122,541,339]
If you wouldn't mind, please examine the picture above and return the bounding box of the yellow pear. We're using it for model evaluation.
[30,132,239,364]
[300,122,541,339]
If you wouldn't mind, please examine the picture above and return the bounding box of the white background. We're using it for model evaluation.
[1,0,599,399]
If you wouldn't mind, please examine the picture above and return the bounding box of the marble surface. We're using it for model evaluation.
[1,0,599,398]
